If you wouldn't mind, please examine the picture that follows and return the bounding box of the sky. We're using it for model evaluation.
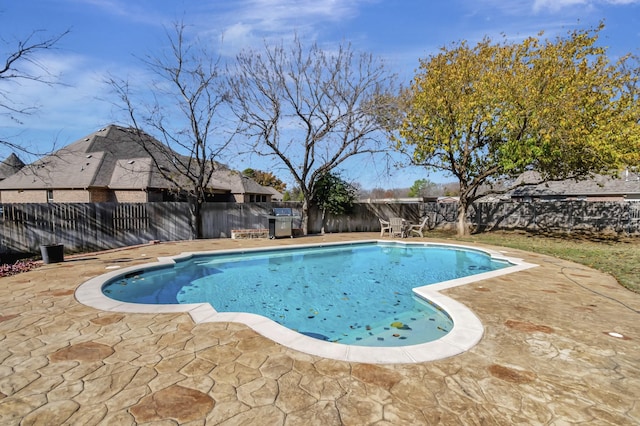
[1,0,639,190]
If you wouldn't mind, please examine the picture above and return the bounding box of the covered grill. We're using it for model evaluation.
[267,207,294,239]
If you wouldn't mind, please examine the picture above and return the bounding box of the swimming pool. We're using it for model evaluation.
[102,242,508,346]
[76,240,537,363]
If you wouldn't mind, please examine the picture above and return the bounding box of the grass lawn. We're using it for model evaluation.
[430,230,640,294]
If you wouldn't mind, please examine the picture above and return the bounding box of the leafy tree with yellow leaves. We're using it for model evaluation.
[395,24,639,235]
[242,168,287,192]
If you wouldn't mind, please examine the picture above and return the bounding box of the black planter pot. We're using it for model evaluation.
[40,244,64,264]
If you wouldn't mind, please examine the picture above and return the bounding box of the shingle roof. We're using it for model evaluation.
[109,158,152,189]
[208,169,274,196]
[2,127,143,189]
[264,186,284,201]
[0,125,280,199]
[511,170,640,197]
[0,153,26,180]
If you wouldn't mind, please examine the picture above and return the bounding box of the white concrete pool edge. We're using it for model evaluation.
[75,240,538,364]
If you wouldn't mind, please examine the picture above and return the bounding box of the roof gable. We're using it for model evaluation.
[208,169,274,195]
[0,153,26,180]
[109,158,152,189]
[0,150,105,189]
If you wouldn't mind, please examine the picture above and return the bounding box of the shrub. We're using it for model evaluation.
[0,260,40,277]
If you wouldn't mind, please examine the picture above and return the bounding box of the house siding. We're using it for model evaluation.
[1,190,49,203]
[52,190,92,203]
[0,189,155,203]
[0,188,271,204]
[112,190,149,203]
[0,189,95,203]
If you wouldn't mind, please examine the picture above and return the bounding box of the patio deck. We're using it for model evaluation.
[1,233,639,424]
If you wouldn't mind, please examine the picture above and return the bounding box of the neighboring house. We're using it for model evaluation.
[425,196,460,203]
[0,154,26,203]
[209,169,276,203]
[0,125,274,204]
[263,186,284,202]
[509,170,640,202]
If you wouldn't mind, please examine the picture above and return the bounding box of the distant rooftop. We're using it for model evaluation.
[0,153,25,180]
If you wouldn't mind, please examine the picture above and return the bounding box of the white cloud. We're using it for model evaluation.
[240,0,361,23]
[533,0,640,11]
[197,0,374,53]
[478,0,639,14]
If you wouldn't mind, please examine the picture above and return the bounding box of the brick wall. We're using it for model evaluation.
[1,189,92,203]
[0,190,49,203]
[51,190,91,203]
[89,189,113,202]
[113,190,148,203]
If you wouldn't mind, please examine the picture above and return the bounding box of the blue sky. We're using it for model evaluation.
[1,0,639,189]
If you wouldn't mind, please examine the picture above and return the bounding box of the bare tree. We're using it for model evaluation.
[1,28,69,152]
[107,22,233,239]
[228,37,396,234]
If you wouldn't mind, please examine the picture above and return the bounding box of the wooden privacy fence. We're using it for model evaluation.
[309,202,458,233]
[200,203,303,238]
[0,202,192,254]
[0,202,304,255]
[472,201,640,235]
[1,200,638,256]
[310,200,640,235]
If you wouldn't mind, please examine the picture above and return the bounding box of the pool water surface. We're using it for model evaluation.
[102,242,509,347]
[80,240,536,364]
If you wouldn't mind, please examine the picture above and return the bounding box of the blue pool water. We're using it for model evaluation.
[102,242,510,346]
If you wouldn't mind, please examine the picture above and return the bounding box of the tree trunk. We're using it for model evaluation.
[320,208,326,234]
[457,198,470,236]
[301,199,310,235]
[188,198,202,239]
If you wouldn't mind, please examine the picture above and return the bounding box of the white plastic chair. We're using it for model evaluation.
[409,216,430,237]
[389,217,406,238]
[379,218,391,236]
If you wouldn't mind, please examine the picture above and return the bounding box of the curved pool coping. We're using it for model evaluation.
[75,240,537,364]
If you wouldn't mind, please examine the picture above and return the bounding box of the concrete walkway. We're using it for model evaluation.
[1,233,639,425]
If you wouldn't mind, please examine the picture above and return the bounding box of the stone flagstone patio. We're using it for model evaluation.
[1,233,639,424]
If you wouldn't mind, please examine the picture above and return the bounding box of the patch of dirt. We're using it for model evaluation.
[488,364,537,384]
